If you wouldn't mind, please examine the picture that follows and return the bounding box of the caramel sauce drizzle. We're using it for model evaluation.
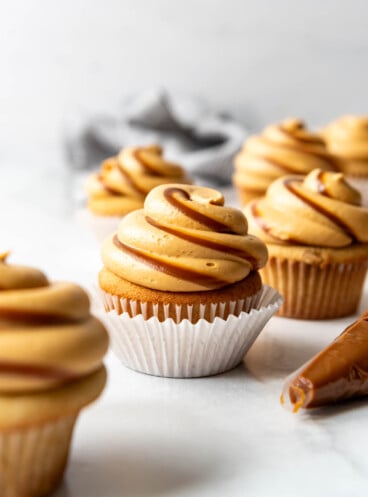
[116,164,147,196]
[0,361,77,381]
[113,235,228,288]
[145,216,260,269]
[249,202,298,244]
[134,150,162,177]
[98,175,122,196]
[280,124,325,145]
[0,309,80,325]
[163,188,237,234]
[261,136,337,169]
[283,179,353,236]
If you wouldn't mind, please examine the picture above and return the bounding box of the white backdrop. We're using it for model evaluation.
[1,0,368,165]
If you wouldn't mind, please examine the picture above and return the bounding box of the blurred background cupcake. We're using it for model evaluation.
[80,144,191,242]
[0,253,108,497]
[97,183,282,378]
[233,118,336,206]
[245,169,368,319]
[323,115,368,206]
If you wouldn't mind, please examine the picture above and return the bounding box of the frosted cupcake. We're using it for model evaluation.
[97,184,282,378]
[323,115,368,205]
[0,253,108,497]
[83,144,191,241]
[245,169,368,319]
[233,118,336,206]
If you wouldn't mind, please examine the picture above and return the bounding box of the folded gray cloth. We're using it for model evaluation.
[64,88,247,185]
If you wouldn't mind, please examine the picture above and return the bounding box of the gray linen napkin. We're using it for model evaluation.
[64,88,247,185]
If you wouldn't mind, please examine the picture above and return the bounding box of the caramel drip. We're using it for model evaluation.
[117,163,146,196]
[134,150,161,177]
[0,309,80,325]
[262,137,337,168]
[145,216,260,269]
[280,124,324,145]
[284,179,354,236]
[0,361,77,381]
[257,155,305,174]
[249,202,300,244]
[164,187,237,234]
[113,235,228,288]
[98,175,122,196]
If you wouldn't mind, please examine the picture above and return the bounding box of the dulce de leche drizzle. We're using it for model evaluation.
[0,254,108,394]
[86,145,190,216]
[163,187,237,234]
[246,169,368,248]
[233,119,336,196]
[101,184,268,292]
[113,234,228,288]
[281,312,368,412]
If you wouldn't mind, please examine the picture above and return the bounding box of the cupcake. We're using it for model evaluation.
[323,115,368,205]
[97,184,282,378]
[245,169,368,319]
[0,252,108,497]
[83,144,191,241]
[233,118,336,206]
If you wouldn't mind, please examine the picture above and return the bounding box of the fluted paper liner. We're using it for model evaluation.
[0,414,77,497]
[76,208,122,243]
[95,285,282,378]
[261,257,368,319]
[101,286,265,323]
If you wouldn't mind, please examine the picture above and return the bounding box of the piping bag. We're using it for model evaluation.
[281,311,368,412]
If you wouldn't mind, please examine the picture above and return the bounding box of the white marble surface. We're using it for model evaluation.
[2,166,368,497]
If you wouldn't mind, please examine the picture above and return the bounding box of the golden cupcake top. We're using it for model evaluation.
[323,115,368,176]
[245,169,368,248]
[0,253,108,394]
[86,144,191,216]
[101,184,268,292]
[233,119,336,197]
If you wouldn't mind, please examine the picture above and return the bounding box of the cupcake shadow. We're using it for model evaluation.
[242,315,354,381]
[55,430,223,497]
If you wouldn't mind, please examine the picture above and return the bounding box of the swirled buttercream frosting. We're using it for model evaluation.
[323,116,368,176]
[246,169,368,248]
[101,184,268,292]
[234,119,336,198]
[0,253,108,393]
[86,145,191,215]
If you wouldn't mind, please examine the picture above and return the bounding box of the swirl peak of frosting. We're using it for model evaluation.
[0,256,108,394]
[101,184,268,292]
[246,169,368,248]
[233,119,336,199]
[86,144,190,216]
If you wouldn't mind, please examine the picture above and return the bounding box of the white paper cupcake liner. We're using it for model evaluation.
[94,285,282,378]
[100,286,264,323]
[76,208,122,243]
[0,414,77,497]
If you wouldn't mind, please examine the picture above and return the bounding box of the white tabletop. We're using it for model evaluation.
[2,165,368,497]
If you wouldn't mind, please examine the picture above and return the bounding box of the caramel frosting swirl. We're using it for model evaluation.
[323,116,368,176]
[101,184,268,292]
[86,144,191,216]
[246,169,368,248]
[0,254,108,393]
[234,119,336,197]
